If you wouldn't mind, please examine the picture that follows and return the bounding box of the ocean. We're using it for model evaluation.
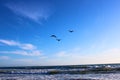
[0,64,120,80]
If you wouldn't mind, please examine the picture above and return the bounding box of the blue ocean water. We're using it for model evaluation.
[0,64,120,80]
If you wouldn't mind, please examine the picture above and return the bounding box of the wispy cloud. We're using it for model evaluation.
[19,44,36,50]
[0,39,36,50]
[0,39,41,56]
[0,56,10,60]
[0,39,18,46]
[5,0,53,23]
[0,50,41,56]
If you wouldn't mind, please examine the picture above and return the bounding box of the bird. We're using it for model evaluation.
[56,39,61,41]
[50,35,57,38]
[68,30,74,33]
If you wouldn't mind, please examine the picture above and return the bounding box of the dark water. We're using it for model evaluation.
[0,64,120,80]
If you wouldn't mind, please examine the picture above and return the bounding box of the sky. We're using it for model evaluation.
[0,0,120,66]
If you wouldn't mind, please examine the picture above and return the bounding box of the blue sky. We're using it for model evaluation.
[0,0,120,66]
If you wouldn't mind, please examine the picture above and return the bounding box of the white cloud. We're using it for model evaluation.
[0,39,18,46]
[0,50,41,56]
[0,39,42,56]
[0,39,36,50]
[0,56,10,60]
[20,44,36,50]
[5,1,53,23]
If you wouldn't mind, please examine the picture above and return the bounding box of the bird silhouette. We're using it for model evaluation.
[50,29,74,42]
[50,35,57,38]
[68,30,74,33]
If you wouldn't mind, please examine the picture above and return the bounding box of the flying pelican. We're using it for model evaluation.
[50,35,57,38]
